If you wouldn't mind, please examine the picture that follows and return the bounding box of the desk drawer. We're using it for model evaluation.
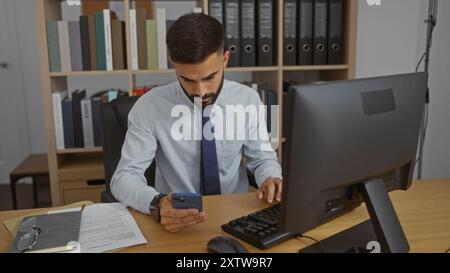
[60,180,105,205]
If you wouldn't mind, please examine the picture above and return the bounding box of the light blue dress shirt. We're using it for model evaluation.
[111,79,282,214]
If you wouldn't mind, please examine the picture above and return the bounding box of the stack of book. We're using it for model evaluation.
[52,89,128,150]
[282,0,346,65]
[46,9,126,72]
[130,8,170,70]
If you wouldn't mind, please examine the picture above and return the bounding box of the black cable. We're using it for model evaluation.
[415,22,435,73]
[445,248,450,253]
[415,14,436,176]
[297,235,326,253]
[298,235,320,244]
[415,52,426,73]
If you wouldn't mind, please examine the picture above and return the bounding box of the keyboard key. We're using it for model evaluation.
[257,232,266,238]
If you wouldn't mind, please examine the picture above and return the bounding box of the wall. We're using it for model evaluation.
[12,0,47,154]
[421,0,450,179]
[355,0,425,77]
[355,0,450,179]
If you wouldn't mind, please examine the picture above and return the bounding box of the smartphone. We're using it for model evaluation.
[172,193,203,211]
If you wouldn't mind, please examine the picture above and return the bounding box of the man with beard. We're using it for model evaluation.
[111,14,283,232]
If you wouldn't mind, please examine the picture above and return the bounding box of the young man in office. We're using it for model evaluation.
[111,14,283,233]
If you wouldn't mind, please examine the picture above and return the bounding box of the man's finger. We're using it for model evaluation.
[275,180,283,202]
[161,216,193,226]
[161,217,180,226]
[256,189,263,200]
[266,182,276,203]
[165,219,203,233]
[161,211,207,225]
[180,212,207,223]
[162,208,199,218]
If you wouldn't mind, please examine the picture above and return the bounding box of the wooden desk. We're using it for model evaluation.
[1,179,449,253]
[9,154,49,209]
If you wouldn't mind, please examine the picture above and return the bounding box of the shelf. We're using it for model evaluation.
[226,67,280,72]
[57,147,103,154]
[131,66,280,74]
[283,65,349,71]
[133,69,176,75]
[49,70,129,77]
[37,0,358,205]
[48,67,347,77]
[58,153,105,181]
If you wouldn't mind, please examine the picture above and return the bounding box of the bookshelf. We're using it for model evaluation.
[36,0,358,206]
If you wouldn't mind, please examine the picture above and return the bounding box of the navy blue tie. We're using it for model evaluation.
[200,113,221,195]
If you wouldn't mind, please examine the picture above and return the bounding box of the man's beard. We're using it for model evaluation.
[179,73,225,107]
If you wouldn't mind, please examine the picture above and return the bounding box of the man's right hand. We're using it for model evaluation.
[159,193,208,233]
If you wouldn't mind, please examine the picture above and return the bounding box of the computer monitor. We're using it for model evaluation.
[280,72,428,253]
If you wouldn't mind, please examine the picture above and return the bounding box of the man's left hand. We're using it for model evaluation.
[256,177,283,204]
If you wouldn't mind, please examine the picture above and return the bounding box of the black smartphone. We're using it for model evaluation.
[172,193,203,211]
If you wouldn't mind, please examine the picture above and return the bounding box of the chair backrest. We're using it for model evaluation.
[100,97,156,202]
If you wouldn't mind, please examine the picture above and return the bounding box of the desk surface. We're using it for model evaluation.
[10,154,48,176]
[1,179,450,253]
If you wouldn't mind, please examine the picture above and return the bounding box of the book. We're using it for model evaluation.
[68,21,83,71]
[112,19,126,70]
[46,21,61,72]
[136,9,148,70]
[62,98,75,148]
[72,89,87,148]
[146,20,158,70]
[156,8,168,69]
[88,15,98,70]
[130,9,139,70]
[81,98,95,148]
[58,21,72,72]
[52,90,68,150]
[103,9,114,71]
[166,20,175,69]
[9,211,82,253]
[95,11,106,70]
[91,97,104,147]
[80,16,92,71]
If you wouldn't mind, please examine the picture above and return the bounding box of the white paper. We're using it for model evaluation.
[62,242,81,253]
[47,207,82,215]
[78,203,147,253]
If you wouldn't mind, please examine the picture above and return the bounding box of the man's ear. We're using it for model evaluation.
[169,56,175,68]
[223,51,231,68]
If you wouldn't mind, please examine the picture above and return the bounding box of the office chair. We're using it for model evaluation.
[100,96,258,203]
[100,97,156,203]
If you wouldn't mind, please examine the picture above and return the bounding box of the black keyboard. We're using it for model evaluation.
[221,204,297,249]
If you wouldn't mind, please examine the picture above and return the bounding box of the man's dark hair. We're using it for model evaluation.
[167,13,225,64]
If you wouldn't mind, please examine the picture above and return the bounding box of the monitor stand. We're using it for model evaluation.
[299,178,410,253]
